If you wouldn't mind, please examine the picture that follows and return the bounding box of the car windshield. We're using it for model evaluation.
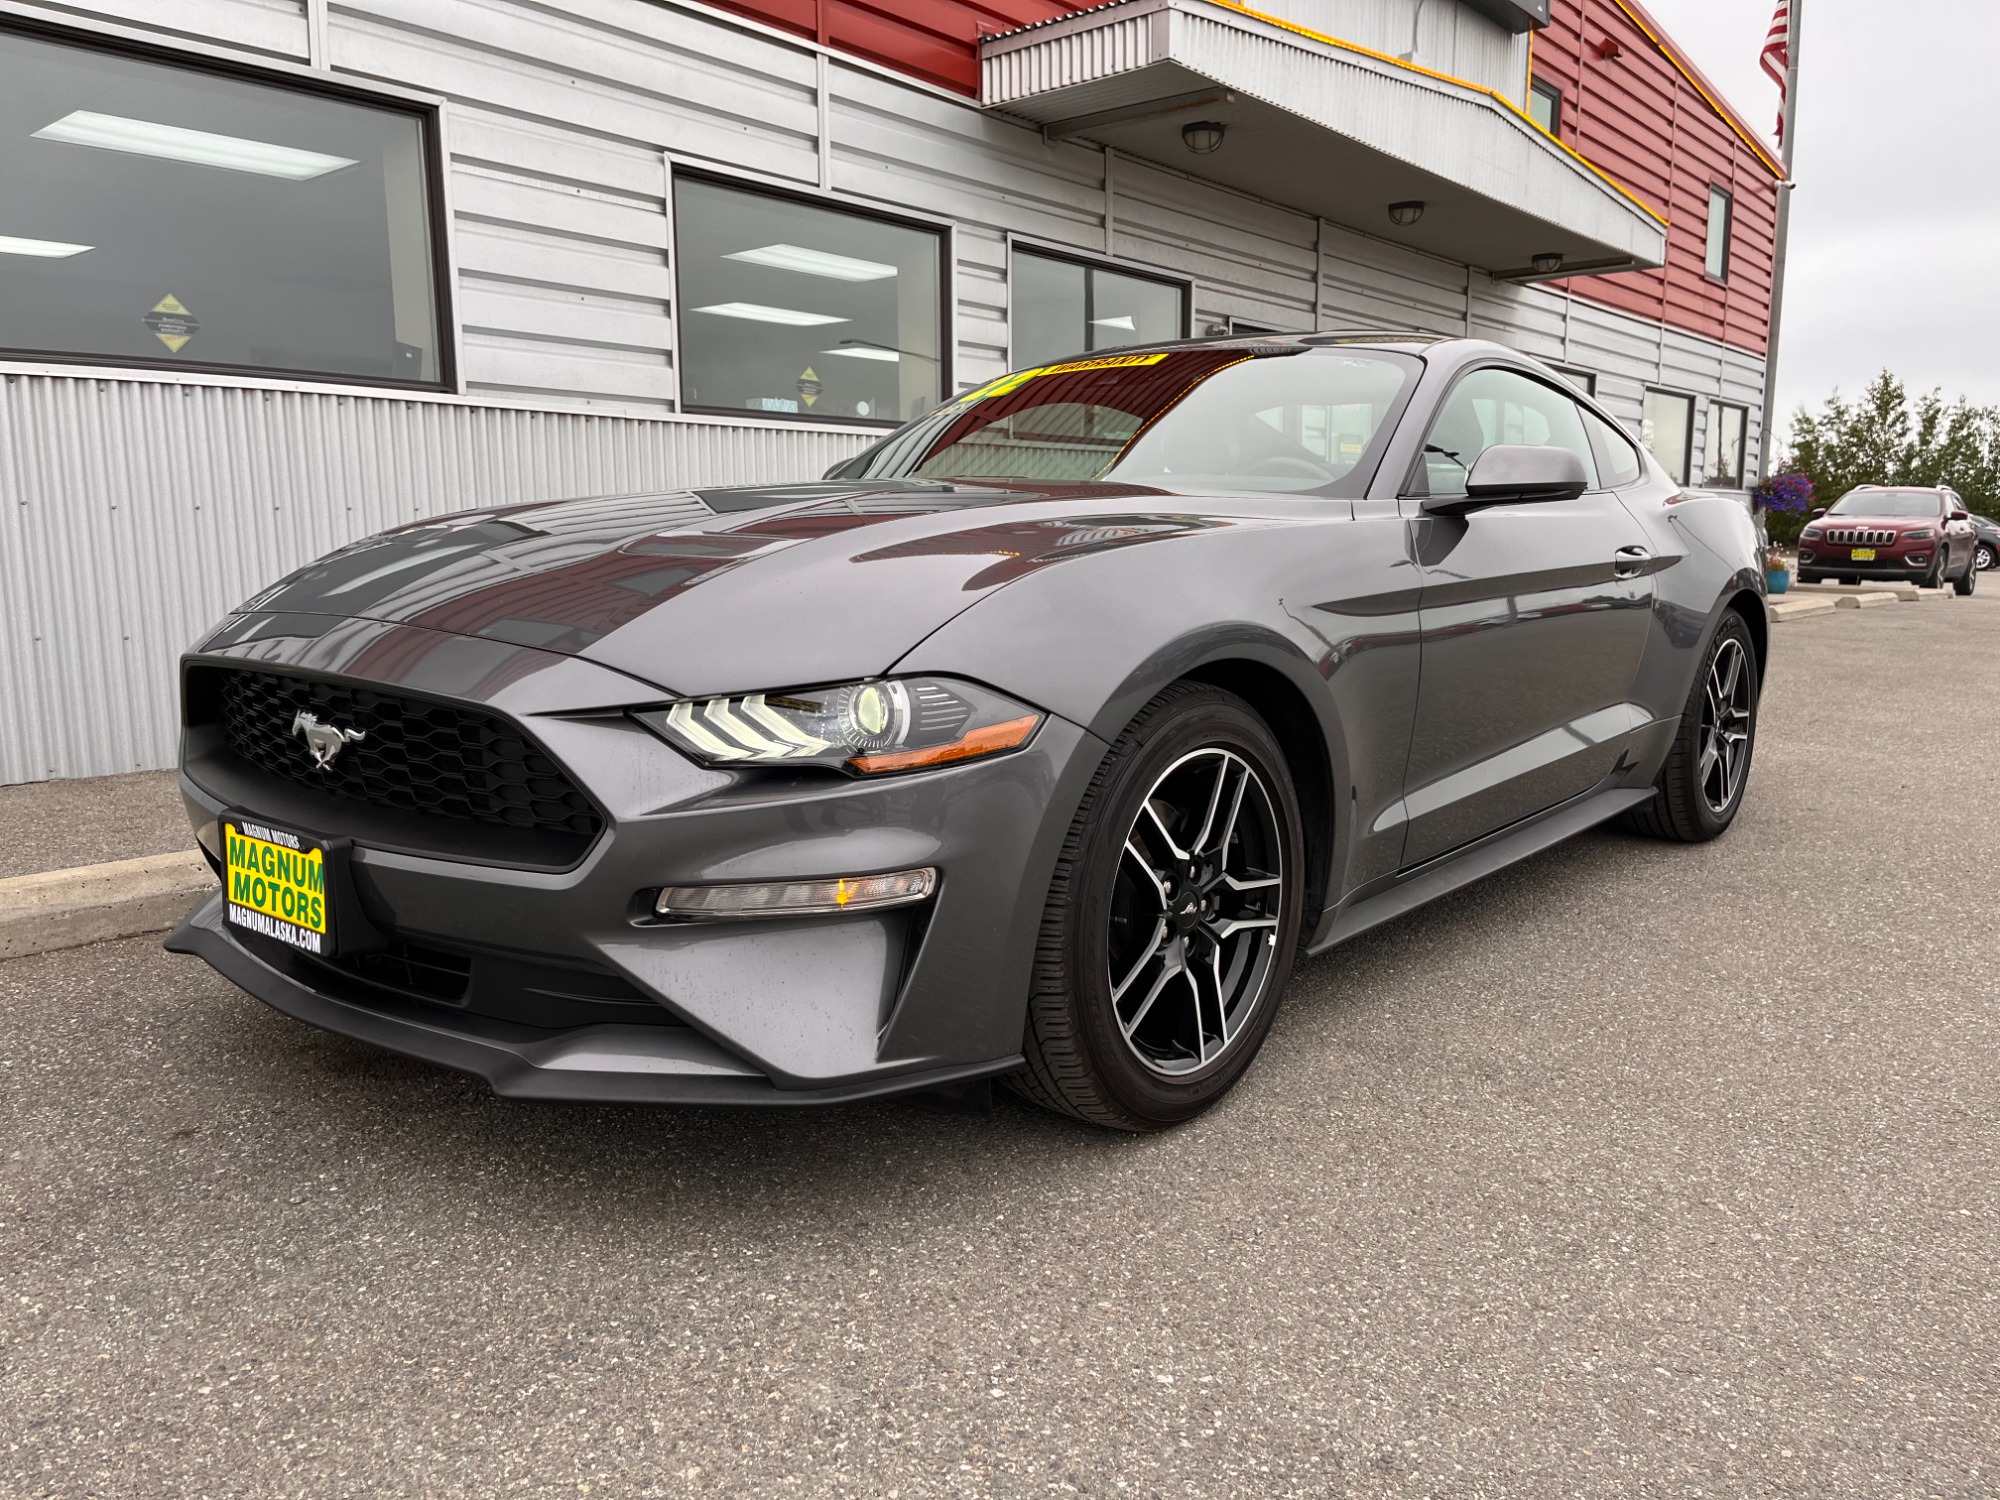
[1827,489,1942,518]
[828,348,1416,495]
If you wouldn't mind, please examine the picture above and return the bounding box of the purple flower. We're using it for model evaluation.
[1755,471,1815,514]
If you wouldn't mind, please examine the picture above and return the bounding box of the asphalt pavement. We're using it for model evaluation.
[3,596,1996,1499]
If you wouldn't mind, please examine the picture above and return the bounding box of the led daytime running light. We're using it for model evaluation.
[654,868,936,919]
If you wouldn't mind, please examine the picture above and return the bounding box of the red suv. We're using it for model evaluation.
[1796,486,1980,594]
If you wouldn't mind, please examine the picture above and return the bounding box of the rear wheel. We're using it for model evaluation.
[1011,683,1305,1131]
[1624,612,1759,843]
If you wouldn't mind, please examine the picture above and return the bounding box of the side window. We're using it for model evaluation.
[1584,408,1644,488]
[1411,367,1599,497]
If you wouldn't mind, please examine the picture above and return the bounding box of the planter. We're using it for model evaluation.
[1766,570,1791,595]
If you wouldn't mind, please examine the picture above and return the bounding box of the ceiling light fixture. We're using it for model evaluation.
[1387,201,1425,227]
[1089,314,1137,330]
[822,346,899,361]
[692,302,849,326]
[1531,252,1565,275]
[33,111,357,180]
[725,243,898,281]
[0,234,93,258]
[1181,121,1226,155]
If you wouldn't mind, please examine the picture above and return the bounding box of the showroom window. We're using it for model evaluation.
[1642,389,1695,484]
[0,22,446,385]
[1704,186,1733,281]
[674,175,945,424]
[1010,247,1186,370]
[1703,401,1748,487]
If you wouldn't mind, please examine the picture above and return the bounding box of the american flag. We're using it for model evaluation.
[1761,0,1792,144]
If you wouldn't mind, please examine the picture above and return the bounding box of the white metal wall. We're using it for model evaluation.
[0,0,1767,783]
[0,379,869,783]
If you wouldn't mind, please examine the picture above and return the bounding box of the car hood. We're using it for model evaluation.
[227,478,1251,697]
[1817,515,1939,529]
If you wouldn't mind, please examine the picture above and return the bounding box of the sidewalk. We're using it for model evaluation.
[0,771,209,960]
[0,770,193,880]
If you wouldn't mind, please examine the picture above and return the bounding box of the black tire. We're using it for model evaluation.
[1009,682,1306,1131]
[1928,552,1951,590]
[1840,575,1859,586]
[1977,543,1996,573]
[1797,571,1821,585]
[1623,611,1760,843]
[1955,554,1977,596]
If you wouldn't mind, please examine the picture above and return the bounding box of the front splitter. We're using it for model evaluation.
[165,893,1022,1107]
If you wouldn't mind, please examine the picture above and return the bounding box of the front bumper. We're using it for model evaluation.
[1796,550,1934,578]
[170,646,1105,1104]
[166,894,1020,1105]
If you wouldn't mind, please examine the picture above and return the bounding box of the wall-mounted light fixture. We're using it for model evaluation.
[1181,121,1226,155]
[1387,201,1426,227]
[1531,252,1565,275]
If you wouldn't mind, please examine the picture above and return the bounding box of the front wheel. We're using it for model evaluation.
[1011,683,1306,1131]
[1976,542,1996,573]
[1624,611,1760,843]
[1955,554,1978,596]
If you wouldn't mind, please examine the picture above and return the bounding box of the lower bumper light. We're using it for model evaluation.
[654,868,936,920]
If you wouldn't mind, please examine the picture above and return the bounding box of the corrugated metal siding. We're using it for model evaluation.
[0,377,868,783]
[1534,0,1781,354]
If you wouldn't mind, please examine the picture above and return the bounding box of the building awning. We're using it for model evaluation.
[981,0,1667,280]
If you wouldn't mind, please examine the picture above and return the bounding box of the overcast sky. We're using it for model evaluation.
[1638,0,2000,435]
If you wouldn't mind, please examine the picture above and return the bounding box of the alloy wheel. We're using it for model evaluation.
[1107,749,1285,1078]
[1698,638,1753,816]
[1978,543,1995,572]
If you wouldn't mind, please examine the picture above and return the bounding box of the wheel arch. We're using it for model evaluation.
[1180,657,1336,935]
[1723,589,1769,687]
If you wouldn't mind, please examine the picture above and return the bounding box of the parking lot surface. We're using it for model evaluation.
[3,596,1996,1499]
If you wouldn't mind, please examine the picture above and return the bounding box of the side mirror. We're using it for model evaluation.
[1808,507,1827,519]
[1422,445,1589,517]
[1950,509,1970,522]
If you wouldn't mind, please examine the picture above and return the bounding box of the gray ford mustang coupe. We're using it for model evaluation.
[168,334,1765,1130]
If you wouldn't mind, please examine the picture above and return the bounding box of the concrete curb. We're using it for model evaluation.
[1837,590,1898,609]
[0,851,213,960]
[1768,596,1837,622]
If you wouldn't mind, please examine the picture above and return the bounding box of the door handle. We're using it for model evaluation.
[1613,545,1650,579]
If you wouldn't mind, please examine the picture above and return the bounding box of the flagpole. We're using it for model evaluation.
[1756,0,1802,484]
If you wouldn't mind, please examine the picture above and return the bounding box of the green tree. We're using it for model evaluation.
[1772,372,2000,542]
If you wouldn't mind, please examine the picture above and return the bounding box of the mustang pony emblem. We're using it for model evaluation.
[291,711,365,771]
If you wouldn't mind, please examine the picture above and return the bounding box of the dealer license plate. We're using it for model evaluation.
[1850,547,1877,561]
[223,815,333,955]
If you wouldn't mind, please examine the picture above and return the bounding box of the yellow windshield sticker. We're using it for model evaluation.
[959,351,1170,403]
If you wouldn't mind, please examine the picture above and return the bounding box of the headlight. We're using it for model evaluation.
[1800,527,1821,540]
[1902,528,1934,541]
[635,676,1042,774]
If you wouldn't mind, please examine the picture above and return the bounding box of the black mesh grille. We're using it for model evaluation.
[210,668,602,839]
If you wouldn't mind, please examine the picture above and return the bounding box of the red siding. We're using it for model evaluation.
[1534,0,1782,355]
[704,0,1079,95]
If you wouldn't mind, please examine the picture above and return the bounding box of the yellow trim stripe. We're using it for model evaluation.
[1209,0,1668,227]
[1605,0,1786,180]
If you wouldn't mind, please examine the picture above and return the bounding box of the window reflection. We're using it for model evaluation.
[1011,248,1185,369]
[1642,389,1695,485]
[675,177,943,423]
[0,26,442,383]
